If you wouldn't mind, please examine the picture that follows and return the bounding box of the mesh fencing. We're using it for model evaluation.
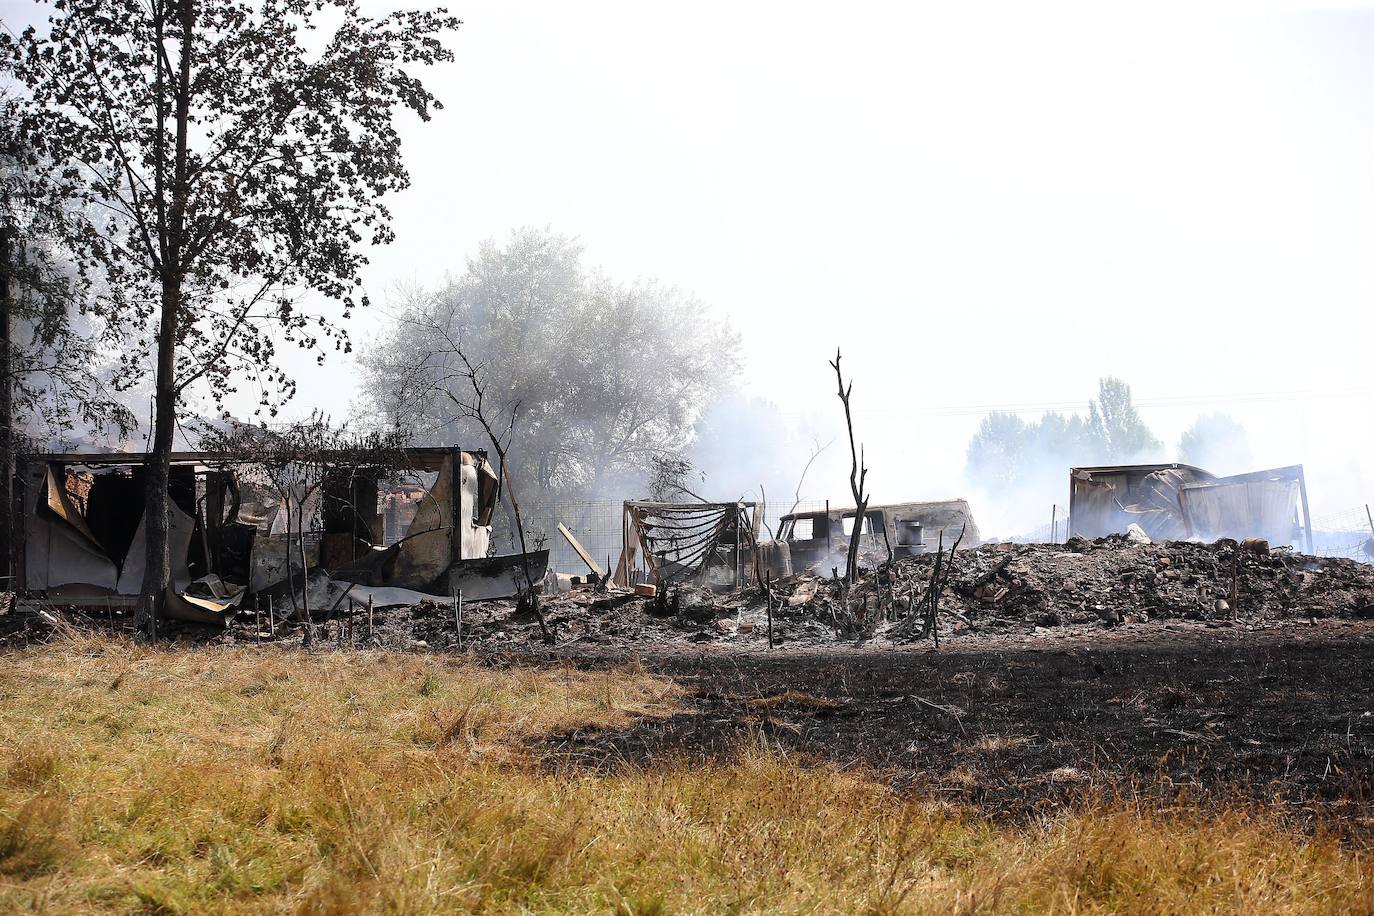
[516,499,626,577]
[1309,506,1374,562]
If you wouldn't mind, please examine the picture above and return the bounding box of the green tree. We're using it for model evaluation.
[1,0,458,628]
[362,228,741,514]
[964,378,1161,497]
[1087,377,1161,460]
[964,411,1031,492]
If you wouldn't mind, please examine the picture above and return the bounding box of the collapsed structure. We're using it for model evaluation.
[14,448,547,622]
[8,441,1347,640]
[613,501,762,588]
[1068,463,1314,552]
[610,498,981,589]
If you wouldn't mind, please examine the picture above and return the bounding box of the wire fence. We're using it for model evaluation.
[1309,506,1374,563]
[515,499,625,577]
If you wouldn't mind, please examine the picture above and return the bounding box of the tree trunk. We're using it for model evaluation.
[845,498,868,585]
[498,489,520,552]
[0,226,13,586]
[297,502,312,635]
[137,275,181,632]
[282,490,298,615]
[138,0,194,634]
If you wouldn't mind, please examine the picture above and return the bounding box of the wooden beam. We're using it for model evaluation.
[557,522,603,576]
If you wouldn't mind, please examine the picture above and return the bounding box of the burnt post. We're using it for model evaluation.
[765,570,774,649]
[450,445,462,569]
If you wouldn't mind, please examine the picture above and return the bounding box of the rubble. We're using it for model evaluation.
[541,533,1373,645]
[8,534,1369,653]
[905,534,1374,627]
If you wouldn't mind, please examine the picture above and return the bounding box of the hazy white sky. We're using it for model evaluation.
[6,0,1374,527]
[358,0,1374,524]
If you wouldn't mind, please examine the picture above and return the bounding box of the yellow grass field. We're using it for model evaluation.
[0,636,1370,914]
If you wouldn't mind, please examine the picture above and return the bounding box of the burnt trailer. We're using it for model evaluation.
[777,500,980,574]
[1067,462,1314,552]
[10,447,546,623]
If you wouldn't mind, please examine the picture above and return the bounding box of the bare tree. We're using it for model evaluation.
[786,437,832,519]
[648,454,709,503]
[829,349,868,584]
[754,438,830,543]
[436,345,552,645]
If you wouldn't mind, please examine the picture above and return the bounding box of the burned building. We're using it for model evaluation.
[13,447,545,622]
[614,501,761,589]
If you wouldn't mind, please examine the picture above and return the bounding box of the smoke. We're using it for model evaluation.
[1177,412,1252,476]
[962,434,1169,541]
[686,393,850,530]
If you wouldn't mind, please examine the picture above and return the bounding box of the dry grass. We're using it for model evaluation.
[0,635,1370,914]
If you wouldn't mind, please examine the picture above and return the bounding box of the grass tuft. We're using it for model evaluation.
[0,793,66,878]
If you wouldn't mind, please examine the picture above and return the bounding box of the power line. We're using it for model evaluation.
[771,388,1374,421]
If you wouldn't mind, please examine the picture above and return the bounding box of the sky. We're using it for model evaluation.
[5,0,1374,532]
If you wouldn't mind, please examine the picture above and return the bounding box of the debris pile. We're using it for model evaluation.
[517,536,1374,647]
[5,536,1371,652]
[888,535,1374,628]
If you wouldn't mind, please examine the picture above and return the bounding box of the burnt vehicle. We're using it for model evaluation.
[777,500,980,573]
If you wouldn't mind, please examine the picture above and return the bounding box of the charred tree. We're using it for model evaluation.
[443,348,552,645]
[830,349,869,584]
